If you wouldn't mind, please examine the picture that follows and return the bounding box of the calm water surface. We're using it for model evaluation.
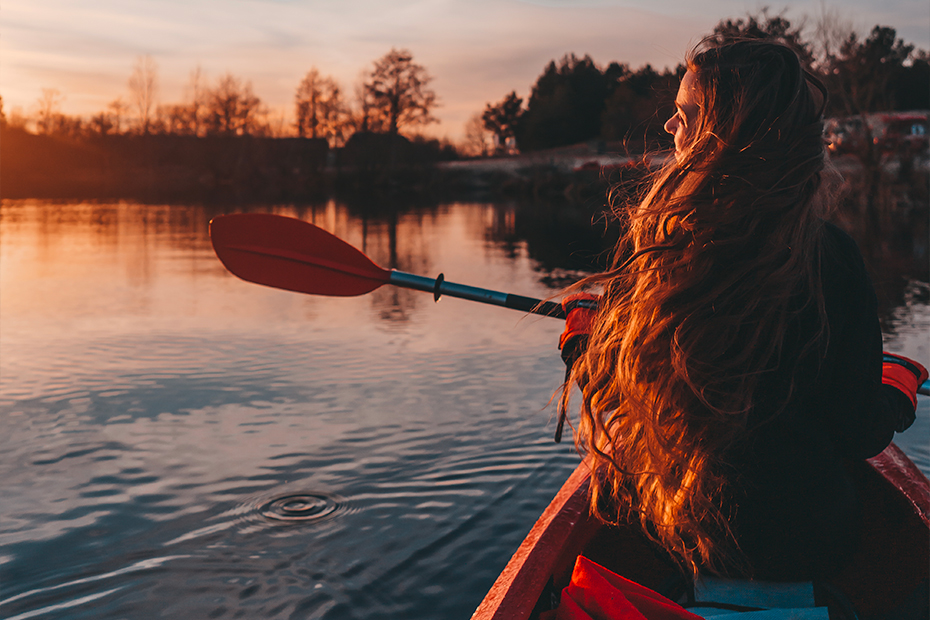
[1,200,927,620]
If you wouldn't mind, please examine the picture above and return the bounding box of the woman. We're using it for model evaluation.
[558,39,927,580]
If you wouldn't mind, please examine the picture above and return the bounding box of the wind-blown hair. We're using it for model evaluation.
[563,39,833,576]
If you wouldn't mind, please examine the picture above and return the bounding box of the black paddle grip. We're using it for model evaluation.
[504,294,566,319]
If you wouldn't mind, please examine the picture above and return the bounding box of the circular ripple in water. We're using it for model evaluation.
[259,492,341,522]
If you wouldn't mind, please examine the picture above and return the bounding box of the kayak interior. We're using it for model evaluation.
[473,443,930,620]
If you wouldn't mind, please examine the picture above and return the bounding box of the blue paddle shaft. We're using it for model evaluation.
[388,270,576,319]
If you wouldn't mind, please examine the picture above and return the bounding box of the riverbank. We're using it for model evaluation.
[5,124,927,208]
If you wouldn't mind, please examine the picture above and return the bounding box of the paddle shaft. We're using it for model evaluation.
[920,380,930,397]
[389,270,569,319]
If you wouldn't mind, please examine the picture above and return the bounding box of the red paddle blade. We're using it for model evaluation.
[210,213,390,297]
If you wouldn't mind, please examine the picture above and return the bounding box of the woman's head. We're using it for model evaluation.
[666,39,827,164]
[633,39,833,260]
[663,69,701,159]
[564,39,835,577]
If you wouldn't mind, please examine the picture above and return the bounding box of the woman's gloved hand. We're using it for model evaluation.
[882,352,928,432]
[559,293,599,369]
[554,293,599,443]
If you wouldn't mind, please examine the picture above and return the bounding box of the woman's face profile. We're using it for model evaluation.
[664,70,701,159]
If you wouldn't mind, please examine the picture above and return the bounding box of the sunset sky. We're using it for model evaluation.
[3,0,928,141]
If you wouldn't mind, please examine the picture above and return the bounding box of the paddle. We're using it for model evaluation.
[209,213,586,319]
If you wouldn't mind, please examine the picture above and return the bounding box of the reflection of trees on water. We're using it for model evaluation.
[1,201,214,297]
[342,198,436,325]
[274,199,433,325]
[372,211,414,324]
[483,200,619,288]
[46,197,440,327]
[217,198,439,325]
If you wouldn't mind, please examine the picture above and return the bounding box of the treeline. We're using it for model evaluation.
[0,47,456,200]
[0,127,463,200]
[2,48,443,148]
[475,13,930,154]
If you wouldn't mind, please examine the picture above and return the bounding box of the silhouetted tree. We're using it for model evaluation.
[711,10,815,68]
[894,50,930,110]
[353,80,390,134]
[54,115,85,138]
[482,91,522,154]
[516,54,608,151]
[601,64,680,147]
[825,26,916,116]
[89,111,114,135]
[363,48,438,135]
[128,55,159,134]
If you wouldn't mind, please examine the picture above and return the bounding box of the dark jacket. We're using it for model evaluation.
[727,222,909,579]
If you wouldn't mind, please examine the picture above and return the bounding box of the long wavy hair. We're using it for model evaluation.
[562,39,834,576]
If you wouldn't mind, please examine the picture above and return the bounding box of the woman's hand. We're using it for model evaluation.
[559,293,599,368]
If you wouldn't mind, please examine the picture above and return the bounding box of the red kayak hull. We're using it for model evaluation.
[472,443,930,619]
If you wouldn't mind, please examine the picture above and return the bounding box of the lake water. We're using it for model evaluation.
[1,199,927,620]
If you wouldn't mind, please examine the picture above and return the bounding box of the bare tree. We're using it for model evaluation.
[184,66,207,136]
[363,48,438,135]
[35,88,64,134]
[205,73,262,136]
[108,98,128,134]
[295,68,348,144]
[128,55,159,134]
[812,2,855,70]
[158,68,209,136]
[462,113,493,157]
[296,68,324,138]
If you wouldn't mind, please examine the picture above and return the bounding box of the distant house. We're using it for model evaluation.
[825,111,929,156]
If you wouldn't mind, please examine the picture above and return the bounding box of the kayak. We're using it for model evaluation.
[472,442,930,619]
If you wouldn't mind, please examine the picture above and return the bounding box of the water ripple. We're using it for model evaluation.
[0,555,188,619]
